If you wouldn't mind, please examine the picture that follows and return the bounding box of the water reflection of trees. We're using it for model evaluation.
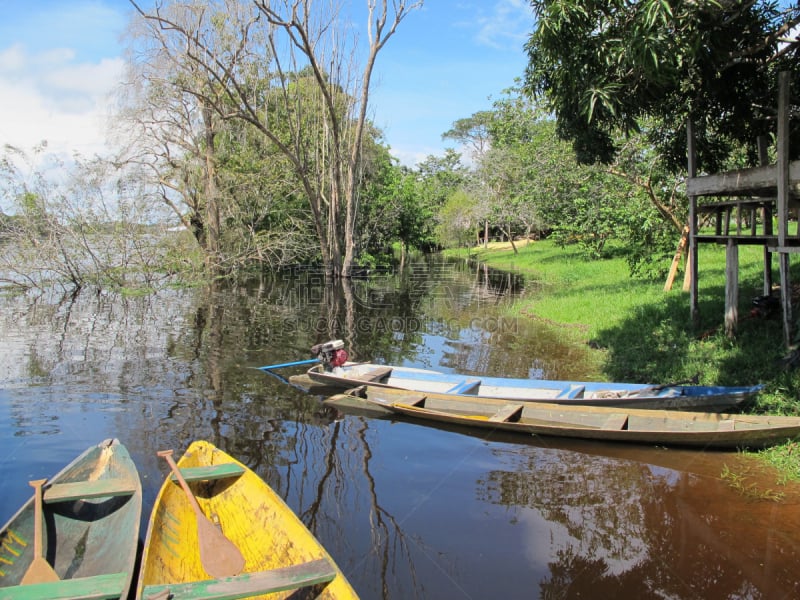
[481,445,797,599]
[224,400,424,598]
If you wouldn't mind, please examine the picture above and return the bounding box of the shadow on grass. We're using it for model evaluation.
[593,282,791,391]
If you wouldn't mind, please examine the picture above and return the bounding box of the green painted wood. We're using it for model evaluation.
[171,464,245,483]
[0,439,141,599]
[43,478,136,504]
[140,558,337,600]
[0,571,127,600]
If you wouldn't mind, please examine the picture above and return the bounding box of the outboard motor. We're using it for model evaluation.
[311,340,349,372]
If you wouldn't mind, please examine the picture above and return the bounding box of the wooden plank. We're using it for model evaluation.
[355,366,393,382]
[445,379,481,394]
[44,478,136,503]
[139,558,337,600]
[172,463,245,483]
[718,419,736,432]
[488,404,523,423]
[685,160,800,198]
[556,385,585,399]
[697,199,773,210]
[694,235,782,244]
[601,414,629,431]
[0,572,127,600]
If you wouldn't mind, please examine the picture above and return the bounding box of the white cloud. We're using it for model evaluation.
[473,0,534,51]
[0,43,124,157]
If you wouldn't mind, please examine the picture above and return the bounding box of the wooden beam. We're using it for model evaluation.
[686,160,800,198]
[44,478,136,503]
[140,559,337,600]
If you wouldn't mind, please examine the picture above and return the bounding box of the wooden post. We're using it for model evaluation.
[777,71,792,347]
[687,119,700,326]
[725,239,739,338]
[757,135,773,296]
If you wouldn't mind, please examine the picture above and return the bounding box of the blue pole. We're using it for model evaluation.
[257,357,320,371]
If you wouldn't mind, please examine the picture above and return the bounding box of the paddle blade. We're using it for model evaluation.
[21,557,60,585]
[157,449,245,578]
[21,478,60,584]
[196,517,246,578]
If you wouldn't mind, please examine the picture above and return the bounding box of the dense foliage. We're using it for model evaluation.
[524,0,800,170]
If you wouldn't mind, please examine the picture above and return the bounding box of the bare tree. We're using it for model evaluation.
[128,0,422,278]
[0,145,175,291]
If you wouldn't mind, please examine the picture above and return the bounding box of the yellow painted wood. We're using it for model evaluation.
[137,441,359,599]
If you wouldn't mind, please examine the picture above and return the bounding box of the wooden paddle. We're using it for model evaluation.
[21,479,59,584]
[157,450,245,578]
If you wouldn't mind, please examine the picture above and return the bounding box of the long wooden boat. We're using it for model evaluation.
[297,362,763,412]
[137,440,359,600]
[324,385,800,449]
[0,438,142,600]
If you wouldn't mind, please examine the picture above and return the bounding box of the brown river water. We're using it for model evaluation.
[1,256,798,599]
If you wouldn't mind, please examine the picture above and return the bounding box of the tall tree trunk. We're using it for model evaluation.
[202,102,220,269]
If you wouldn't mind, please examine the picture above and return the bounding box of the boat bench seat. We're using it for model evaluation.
[356,366,393,383]
[556,385,585,399]
[140,558,337,600]
[445,379,481,395]
[0,571,128,600]
[175,463,246,483]
[44,478,137,503]
[718,419,736,431]
[488,404,523,423]
[601,414,629,430]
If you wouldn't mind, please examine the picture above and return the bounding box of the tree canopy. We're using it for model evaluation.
[524,1,800,171]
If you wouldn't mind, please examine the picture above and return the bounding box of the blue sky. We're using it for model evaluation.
[0,0,534,166]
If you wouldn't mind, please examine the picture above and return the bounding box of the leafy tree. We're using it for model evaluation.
[524,1,800,170]
[435,188,481,248]
[414,151,473,248]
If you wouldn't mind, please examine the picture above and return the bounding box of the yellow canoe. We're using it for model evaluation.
[137,441,359,600]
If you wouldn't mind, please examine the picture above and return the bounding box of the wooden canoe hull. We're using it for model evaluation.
[137,440,358,600]
[324,386,800,449]
[300,364,762,412]
[0,438,142,600]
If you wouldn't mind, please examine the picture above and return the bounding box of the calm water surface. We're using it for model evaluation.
[1,257,799,599]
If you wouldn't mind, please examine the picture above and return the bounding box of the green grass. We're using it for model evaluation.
[449,239,800,481]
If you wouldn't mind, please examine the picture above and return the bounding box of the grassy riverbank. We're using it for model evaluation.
[449,239,800,479]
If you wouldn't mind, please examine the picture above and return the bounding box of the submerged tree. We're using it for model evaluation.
[0,145,178,290]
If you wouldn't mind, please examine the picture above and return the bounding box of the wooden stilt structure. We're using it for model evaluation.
[686,71,799,346]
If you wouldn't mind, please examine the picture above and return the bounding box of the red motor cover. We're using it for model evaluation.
[329,349,349,368]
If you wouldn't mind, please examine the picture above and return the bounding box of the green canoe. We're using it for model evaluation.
[0,438,142,600]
